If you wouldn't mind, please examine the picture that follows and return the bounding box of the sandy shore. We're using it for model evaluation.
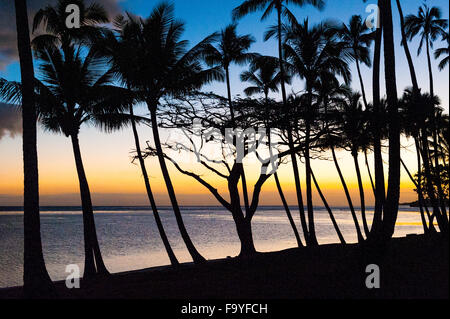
[0,234,448,299]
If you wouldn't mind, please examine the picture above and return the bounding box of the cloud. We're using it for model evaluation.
[0,0,124,70]
[0,103,21,140]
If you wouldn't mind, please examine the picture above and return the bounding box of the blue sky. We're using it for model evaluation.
[1,0,448,107]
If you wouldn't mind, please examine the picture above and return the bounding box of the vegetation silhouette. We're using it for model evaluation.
[0,0,448,298]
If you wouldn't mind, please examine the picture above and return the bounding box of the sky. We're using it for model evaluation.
[0,0,448,207]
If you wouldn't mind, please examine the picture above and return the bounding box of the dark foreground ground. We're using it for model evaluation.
[0,234,448,299]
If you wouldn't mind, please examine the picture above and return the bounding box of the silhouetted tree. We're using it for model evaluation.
[241,56,302,247]
[1,44,136,278]
[336,15,375,108]
[282,19,352,244]
[335,92,371,236]
[434,31,449,70]
[98,17,179,266]
[153,94,281,256]
[233,0,325,246]
[202,23,257,214]
[405,4,448,97]
[13,0,54,298]
[105,3,223,264]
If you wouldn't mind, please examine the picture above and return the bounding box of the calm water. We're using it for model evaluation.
[0,206,425,288]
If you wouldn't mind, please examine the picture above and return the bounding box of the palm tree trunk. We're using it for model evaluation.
[414,137,435,232]
[420,132,448,233]
[130,107,179,266]
[276,6,310,245]
[70,134,109,278]
[364,150,376,197]
[395,0,420,94]
[331,147,364,243]
[381,0,401,241]
[355,58,368,108]
[304,93,318,246]
[267,123,303,248]
[149,107,206,264]
[353,152,369,236]
[311,169,346,244]
[400,158,429,233]
[225,66,236,123]
[369,1,385,240]
[15,0,54,297]
[291,148,310,244]
[274,173,303,247]
[426,35,434,97]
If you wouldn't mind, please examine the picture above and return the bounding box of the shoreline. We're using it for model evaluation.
[0,234,448,299]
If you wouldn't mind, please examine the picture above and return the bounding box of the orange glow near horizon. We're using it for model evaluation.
[0,126,419,207]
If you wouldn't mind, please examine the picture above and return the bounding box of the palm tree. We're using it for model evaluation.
[1,44,135,278]
[12,0,54,297]
[202,24,256,213]
[107,4,222,264]
[399,89,435,233]
[405,4,448,97]
[336,15,375,108]
[203,24,255,122]
[395,0,419,95]
[241,56,302,247]
[38,44,131,278]
[405,5,449,234]
[434,31,449,70]
[337,92,371,236]
[98,19,179,266]
[282,19,352,245]
[232,0,324,246]
[32,0,108,52]
[378,0,400,242]
[240,55,284,102]
[313,72,365,243]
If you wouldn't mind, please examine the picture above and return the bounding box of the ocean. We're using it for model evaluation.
[0,206,426,288]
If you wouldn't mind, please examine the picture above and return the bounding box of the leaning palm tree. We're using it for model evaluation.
[336,91,371,237]
[12,0,54,298]
[35,44,141,278]
[398,88,435,233]
[106,3,223,264]
[232,0,324,246]
[405,4,448,97]
[314,75,364,244]
[405,5,449,235]
[281,19,352,245]
[1,44,134,279]
[97,20,179,266]
[240,56,302,247]
[434,31,449,70]
[336,15,374,108]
